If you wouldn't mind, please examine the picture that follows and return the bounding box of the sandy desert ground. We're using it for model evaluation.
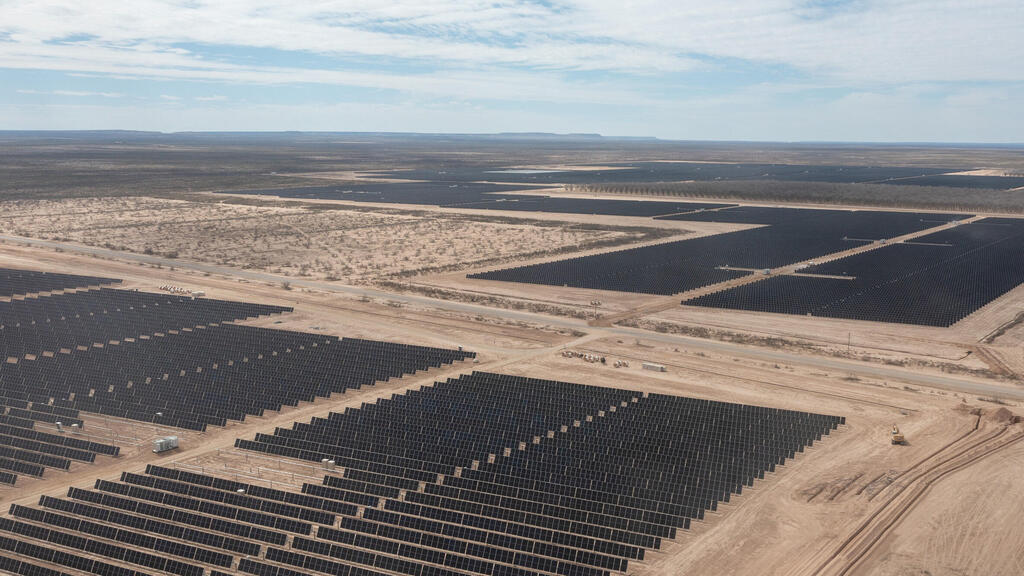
[0,197,659,284]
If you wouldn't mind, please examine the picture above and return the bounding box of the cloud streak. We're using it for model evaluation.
[1,1,1021,139]
[17,88,123,98]
[2,1,1020,89]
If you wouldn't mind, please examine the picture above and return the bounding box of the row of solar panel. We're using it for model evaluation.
[154,463,646,562]
[1,289,472,433]
[3,319,472,432]
[5,408,83,429]
[0,376,838,576]
[9,473,554,576]
[687,217,1024,325]
[4,460,633,576]
[222,373,841,576]
[0,423,119,456]
[0,413,35,430]
[152,461,647,561]
[0,518,197,576]
[0,404,119,485]
[0,267,120,298]
[64,487,288,546]
[471,208,968,296]
[39,496,261,557]
[10,505,234,568]
[0,547,143,576]
[0,288,292,360]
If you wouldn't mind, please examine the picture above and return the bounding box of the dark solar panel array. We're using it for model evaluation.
[363,163,958,186]
[655,205,848,225]
[0,542,150,576]
[0,373,840,576]
[0,268,121,298]
[0,396,119,486]
[470,208,969,295]
[655,206,968,230]
[220,182,734,218]
[214,371,841,576]
[686,218,1024,326]
[0,323,473,432]
[0,276,473,488]
[885,174,1024,190]
[442,197,735,217]
[0,288,291,360]
[222,181,543,206]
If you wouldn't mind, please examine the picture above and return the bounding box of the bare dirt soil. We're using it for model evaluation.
[847,431,1024,576]
[0,197,654,284]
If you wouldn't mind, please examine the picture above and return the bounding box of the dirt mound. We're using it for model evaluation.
[986,406,1020,424]
[953,403,983,416]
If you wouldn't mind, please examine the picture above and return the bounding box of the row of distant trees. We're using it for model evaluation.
[566,181,1024,214]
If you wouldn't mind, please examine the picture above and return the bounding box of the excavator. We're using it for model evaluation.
[890,425,905,445]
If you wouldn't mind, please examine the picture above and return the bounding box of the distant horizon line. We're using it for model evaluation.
[1,129,1022,147]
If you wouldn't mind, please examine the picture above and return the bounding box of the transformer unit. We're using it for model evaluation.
[153,436,179,453]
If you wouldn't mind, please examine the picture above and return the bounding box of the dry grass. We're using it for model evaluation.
[0,197,647,284]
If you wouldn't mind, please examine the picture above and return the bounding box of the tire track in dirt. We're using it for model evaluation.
[812,423,1023,576]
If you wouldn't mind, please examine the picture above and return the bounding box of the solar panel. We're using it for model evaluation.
[688,217,1024,326]
[472,208,971,295]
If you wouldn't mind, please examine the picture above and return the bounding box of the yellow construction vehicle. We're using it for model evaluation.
[890,425,905,445]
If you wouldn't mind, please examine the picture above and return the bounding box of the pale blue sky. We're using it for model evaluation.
[1,1,1022,141]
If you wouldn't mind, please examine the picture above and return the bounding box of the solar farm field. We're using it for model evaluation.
[241,373,836,576]
[0,269,120,297]
[0,267,474,488]
[654,205,967,227]
[219,184,734,217]
[469,208,969,296]
[0,263,864,576]
[442,197,735,217]
[0,235,1020,576]
[363,162,960,186]
[687,218,1024,326]
[220,181,546,206]
[24,372,833,576]
[886,174,1024,190]
[3,135,1024,576]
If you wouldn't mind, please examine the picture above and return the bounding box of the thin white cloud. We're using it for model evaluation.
[159,94,182,100]
[55,89,123,97]
[17,88,123,97]
[194,95,227,101]
[0,40,664,106]
[0,1,697,75]
[1,1,1019,86]
[0,0,1021,120]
